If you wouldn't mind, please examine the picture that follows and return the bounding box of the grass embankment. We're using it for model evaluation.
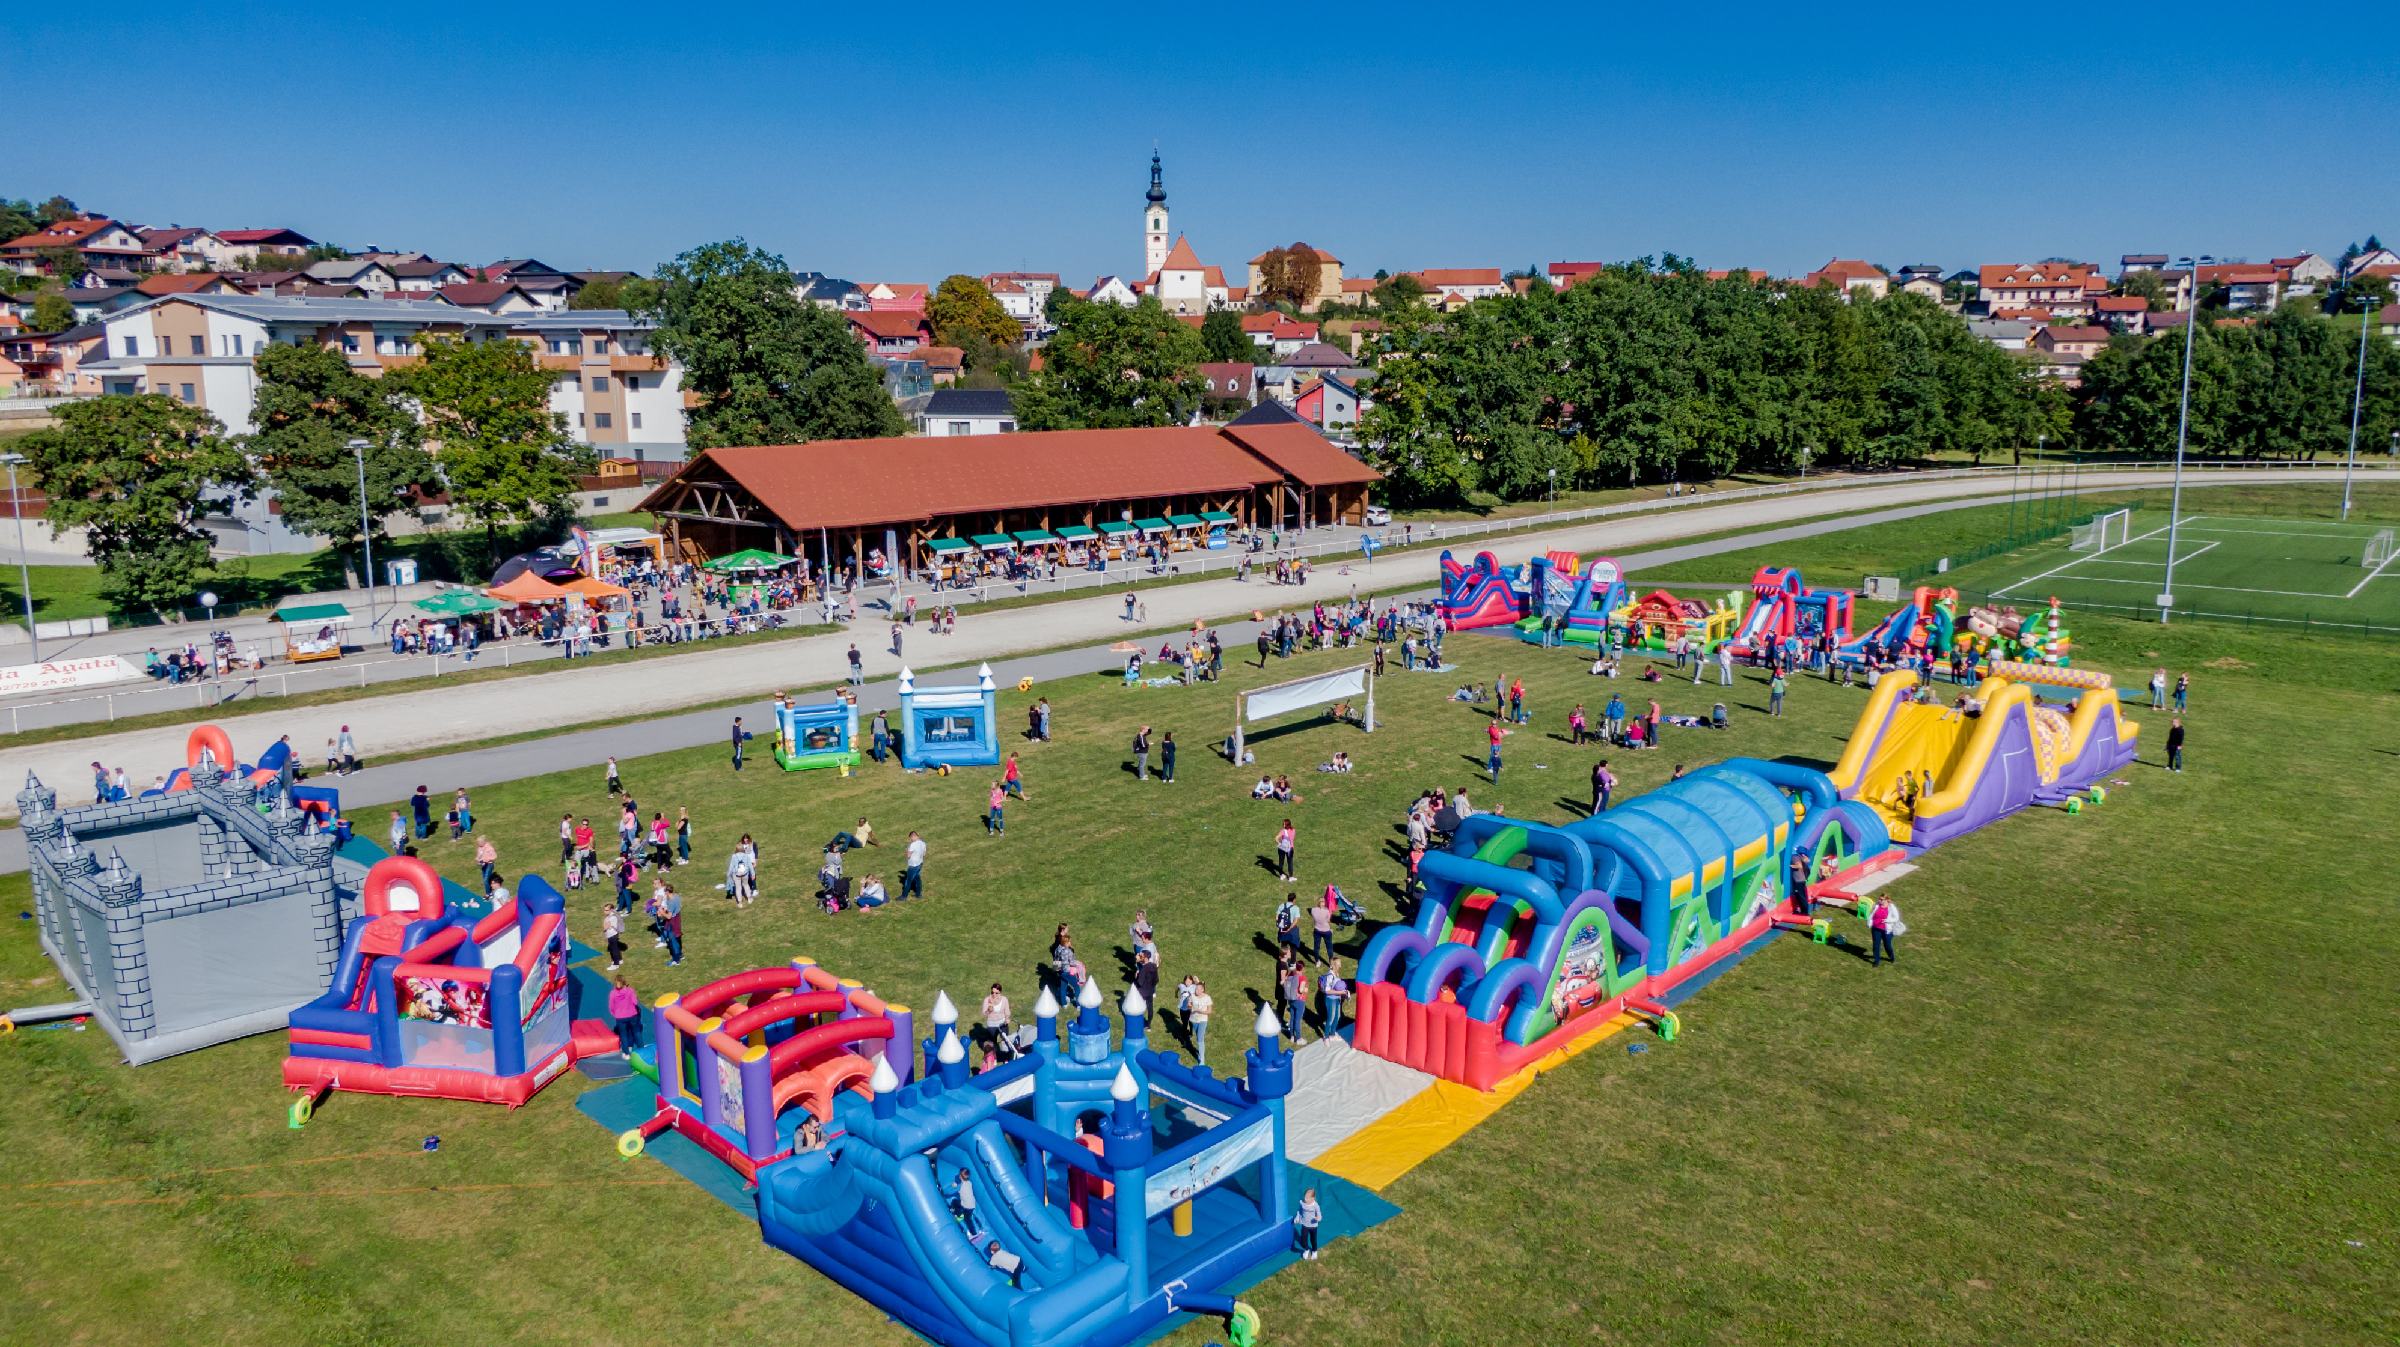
[2,499,2396,1344]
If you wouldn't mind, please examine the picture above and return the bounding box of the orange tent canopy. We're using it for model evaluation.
[561,577,630,602]
[485,572,572,603]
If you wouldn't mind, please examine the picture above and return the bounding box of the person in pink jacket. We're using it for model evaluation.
[607,975,642,1052]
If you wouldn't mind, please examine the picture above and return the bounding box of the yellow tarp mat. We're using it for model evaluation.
[1311,1013,1641,1191]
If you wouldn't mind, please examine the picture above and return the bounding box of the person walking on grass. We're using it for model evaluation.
[388,810,408,856]
[1569,703,1588,745]
[1604,692,1626,744]
[731,716,748,771]
[1161,731,1177,783]
[2149,667,2167,710]
[2174,672,2189,712]
[1310,888,1335,963]
[1003,753,1028,801]
[1187,980,1213,1064]
[1275,819,1297,881]
[1717,641,1734,687]
[559,812,576,866]
[1769,670,1787,717]
[602,904,628,970]
[902,831,927,899]
[411,786,433,839]
[1590,759,1616,816]
[677,807,692,865]
[1275,892,1302,958]
[1279,953,1309,1043]
[606,756,623,797]
[1133,725,1152,781]
[1295,1186,1324,1260]
[1868,894,1902,967]
[2166,717,2185,773]
[1486,720,1511,781]
[986,781,1007,836]
[659,885,684,967]
[608,974,642,1052]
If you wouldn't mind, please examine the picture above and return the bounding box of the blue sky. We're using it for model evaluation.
[15,3,2395,283]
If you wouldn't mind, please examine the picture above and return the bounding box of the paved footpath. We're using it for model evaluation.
[1,465,2380,857]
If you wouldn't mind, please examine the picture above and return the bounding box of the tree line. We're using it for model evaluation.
[1357,259,2062,504]
[2072,304,2398,461]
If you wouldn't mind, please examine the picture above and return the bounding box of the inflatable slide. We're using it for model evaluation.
[1827,662,2137,849]
[1837,586,1954,665]
[1728,566,1854,660]
[1438,550,1526,631]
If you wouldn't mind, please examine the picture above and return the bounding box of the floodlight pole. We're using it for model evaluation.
[349,438,377,628]
[3,454,35,662]
[2159,257,2205,626]
[2341,294,2374,521]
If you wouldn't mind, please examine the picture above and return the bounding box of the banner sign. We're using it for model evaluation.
[0,655,140,696]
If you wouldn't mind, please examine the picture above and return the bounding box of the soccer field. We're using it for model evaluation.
[1964,510,2400,632]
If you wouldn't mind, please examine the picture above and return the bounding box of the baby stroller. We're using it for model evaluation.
[818,875,850,915]
[1328,884,1366,928]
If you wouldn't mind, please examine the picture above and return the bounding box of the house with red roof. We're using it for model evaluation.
[2033,325,2110,360]
[1244,244,1343,308]
[1977,263,2108,318]
[1802,258,1888,300]
[2194,263,2287,311]
[1406,268,1506,308]
[1547,261,1607,290]
[1199,362,1256,406]
[2,218,155,276]
[847,310,932,356]
[863,282,930,314]
[1704,268,1775,284]
[2092,293,2150,333]
[1148,235,1231,316]
[136,227,239,274]
[2271,253,2337,294]
[1294,375,1368,438]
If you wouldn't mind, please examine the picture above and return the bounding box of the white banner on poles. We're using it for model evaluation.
[1244,666,1366,723]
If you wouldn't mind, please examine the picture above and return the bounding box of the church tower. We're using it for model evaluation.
[1143,150,1170,278]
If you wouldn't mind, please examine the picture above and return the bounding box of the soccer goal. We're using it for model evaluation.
[2365,528,2397,569]
[2072,508,2132,553]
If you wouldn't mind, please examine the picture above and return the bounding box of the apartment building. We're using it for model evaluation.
[1976,263,2108,318]
[83,294,686,551]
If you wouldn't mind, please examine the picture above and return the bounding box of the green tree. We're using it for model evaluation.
[1255,244,1325,309]
[246,343,434,583]
[1013,296,1206,430]
[397,334,592,548]
[18,395,250,614]
[1373,274,1428,312]
[34,195,78,225]
[29,290,72,332]
[570,274,661,311]
[36,246,85,282]
[1199,310,1254,364]
[927,275,1021,353]
[2117,268,2174,311]
[651,238,903,448]
[0,198,36,245]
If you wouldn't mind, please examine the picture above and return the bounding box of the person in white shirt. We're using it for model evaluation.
[902,831,927,899]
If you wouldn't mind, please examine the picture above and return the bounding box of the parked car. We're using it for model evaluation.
[1364,505,1391,526]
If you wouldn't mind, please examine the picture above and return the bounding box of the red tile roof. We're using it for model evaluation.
[641,425,1376,530]
[3,217,140,254]
[134,273,230,296]
[848,311,930,340]
[1809,258,1885,284]
[1161,236,1204,271]
[1992,307,2056,322]
[1240,314,1280,333]
[1705,268,1772,282]
[2094,295,2150,312]
[915,345,964,371]
[1339,278,1378,294]
[2195,263,2285,286]
[1412,268,1503,288]
[1980,263,2105,290]
[2038,325,2110,345]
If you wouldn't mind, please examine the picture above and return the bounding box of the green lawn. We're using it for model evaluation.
[2,511,2395,1346]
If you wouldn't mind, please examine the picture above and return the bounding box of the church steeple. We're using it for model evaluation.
[1142,149,1170,278]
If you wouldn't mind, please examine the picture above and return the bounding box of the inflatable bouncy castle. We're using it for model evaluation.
[1611,587,1744,655]
[1836,585,1956,665]
[618,961,1293,1347]
[283,856,614,1109]
[1727,566,1854,661]
[1437,550,1528,631]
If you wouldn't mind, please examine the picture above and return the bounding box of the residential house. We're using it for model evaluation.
[982,272,1061,317]
[356,251,432,266]
[2378,305,2400,346]
[478,259,574,310]
[918,388,1016,436]
[2093,294,2150,333]
[2195,263,2285,311]
[1705,268,1775,283]
[1406,268,1506,307]
[2,218,154,276]
[1547,261,1607,290]
[1977,263,2108,318]
[305,259,398,292]
[215,228,316,259]
[1330,277,1379,305]
[1083,275,1139,306]
[1198,362,1256,406]
[1244,245,1343,308]
[2272,253,2338,295]
[1895,264,1946,302]
[2119,254,2168,274]
[1256,342,1367,404]
[862,282,930,313]
[2034,325,2109,360]
[1966,319,2033,351]
[436,281,545,314]
[63,287,143,321]
[136,227,240,273]
[914,346,965,385]
[1148,236,1230,316]
[390,260,472,292]
[1239,313,1320,357]
[134,273,242,301]
[1803,258,1889,299]
[793,272,868,310]
[848,310,932,357]
[986,277,1039,323]
[1294,375,1367,437]
[0,322,108,395]
[2344,248,2399,278]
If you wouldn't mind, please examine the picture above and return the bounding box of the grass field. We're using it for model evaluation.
[1952,509,2400,632]
[2,509,2396,1346]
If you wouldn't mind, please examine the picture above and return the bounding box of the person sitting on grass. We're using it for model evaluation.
[1317,751,1353,773]
[1639,665,1663,682]
[855,874,888,910]
[1272,775,1301,803]
[1252,774,1275,799]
